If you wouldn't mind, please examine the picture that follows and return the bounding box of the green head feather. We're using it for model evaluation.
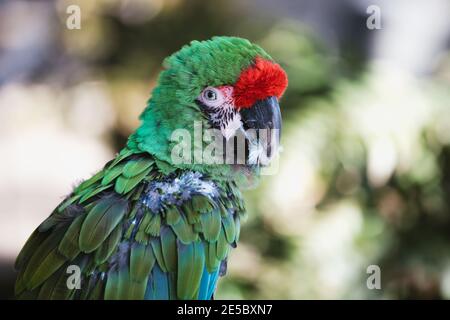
[128,36,273,178]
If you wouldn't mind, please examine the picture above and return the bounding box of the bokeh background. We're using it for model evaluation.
[1,0,450,299]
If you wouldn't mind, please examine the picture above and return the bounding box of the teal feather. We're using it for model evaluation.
[197,265,211,300]
[149,264,170,300]
[207,268,220,299]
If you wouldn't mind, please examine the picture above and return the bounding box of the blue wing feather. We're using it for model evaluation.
[198,266,211,300]
[198,265,220,300]
[146,264,169,300]
[207,268,220,299]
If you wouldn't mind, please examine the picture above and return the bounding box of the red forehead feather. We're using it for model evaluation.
[233,57,288,109]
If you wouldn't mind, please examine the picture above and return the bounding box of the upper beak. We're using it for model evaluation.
[240,96,282,164]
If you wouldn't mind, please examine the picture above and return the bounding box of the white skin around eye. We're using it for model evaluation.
[198,86,242,140]
[199,86,226,108]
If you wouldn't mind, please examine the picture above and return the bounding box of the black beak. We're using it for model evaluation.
[240,96,282,162]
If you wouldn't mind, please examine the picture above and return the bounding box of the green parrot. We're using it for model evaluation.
[14,36,288,300]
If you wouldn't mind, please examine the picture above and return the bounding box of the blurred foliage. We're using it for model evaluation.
[1,0,450,299]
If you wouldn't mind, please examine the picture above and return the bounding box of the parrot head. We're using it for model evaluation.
[130,36,288,176]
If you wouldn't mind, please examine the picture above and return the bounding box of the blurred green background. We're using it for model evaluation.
[1,0,450,299]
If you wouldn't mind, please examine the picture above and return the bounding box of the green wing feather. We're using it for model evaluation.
[145,213,162,236]
[222,211,236,243]
[177,241,205,300]
[160,226,177,272]
[21,226,67,290]
[15,229,47,271]
[74,170,104,193]
[78,196,128,253]
[130,242,155,282]
[216,227,229,261]
[115,168,151,194]
[14,150,244,300]
[205,241,220,273]
[150,237,168,273]
[105,270,120,300]
[123,158,154,178]
[199,209,221,241]
[101,163,126,186]
[170,213,198,244]
[29,249,67,290]
[94,225,123,264]
[58,214,85,259]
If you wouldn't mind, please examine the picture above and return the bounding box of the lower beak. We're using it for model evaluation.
[240,96,282,164]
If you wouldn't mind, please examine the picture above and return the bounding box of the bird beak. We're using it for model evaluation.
[239,96,282,166]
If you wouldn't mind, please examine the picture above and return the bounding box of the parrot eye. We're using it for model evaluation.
[199,87,225,108]
[204,89,217,101]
